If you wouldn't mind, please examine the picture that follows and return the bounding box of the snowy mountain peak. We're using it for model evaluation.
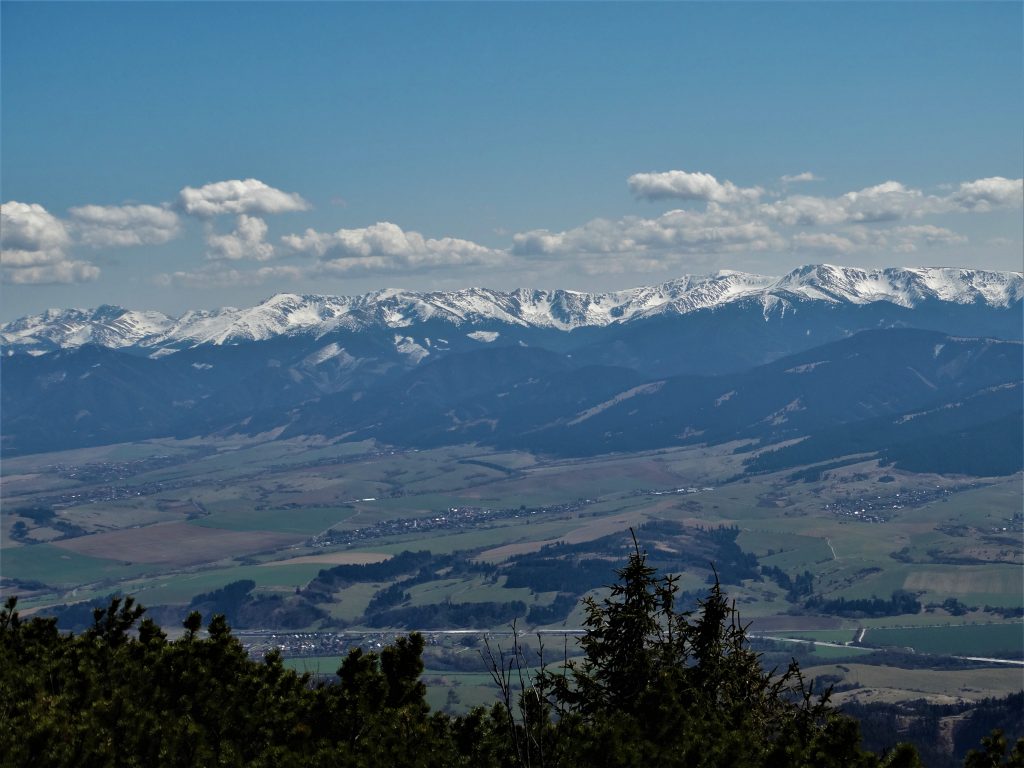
[3,264,1020,355]
[773,264,1024,308]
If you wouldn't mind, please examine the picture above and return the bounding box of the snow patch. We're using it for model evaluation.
[763,398,806,425]
[785,361,830,374]
[568,381,665,425]
[305,342,355,367]
[394,334,429,363]
[467,330,500,343]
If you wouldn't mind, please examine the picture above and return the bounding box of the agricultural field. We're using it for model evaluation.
[802,664,1023,705]
[2,435,1021,705]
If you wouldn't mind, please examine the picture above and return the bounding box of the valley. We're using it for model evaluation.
[3,434,1021,709]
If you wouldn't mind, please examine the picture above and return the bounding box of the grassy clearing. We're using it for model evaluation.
[327,582,386,623]
[753,534,835,572]
[404,575,540,608]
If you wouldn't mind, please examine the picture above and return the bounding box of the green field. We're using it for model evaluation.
[192,505,356,534]
[804,644,874,659]
[763,629,858,644]
[0,544,149,587]
[405,575,540,608]
[279,658,504,712]
[123,563,328,604]
[864,623,1024,657]
[803,663,1023,704]
[282,655,347,675]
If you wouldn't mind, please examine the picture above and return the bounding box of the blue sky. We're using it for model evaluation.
[2,2,1022,319]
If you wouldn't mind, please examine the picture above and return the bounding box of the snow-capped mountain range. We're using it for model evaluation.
[3,265,1022,356]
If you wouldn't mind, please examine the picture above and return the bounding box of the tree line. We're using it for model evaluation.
[1,541,1020,767]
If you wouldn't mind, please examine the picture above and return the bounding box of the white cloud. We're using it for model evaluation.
[793,224,966,256]
[949,177,1023,211]
[1,201,70,254]
[69,204,180,247]
[283,221,505,273]
[155,264,304,289]
[1,201,99,284]
[206,215,275,261]
[781,172,821,183]
[512,206,783,263]
[178,178,310,217]
[791,232,857,254]
[761,176,1022,229]
[3,260,100,285]
[628,170,763,204]
[839,181,930,223]
[759,195,849,227]
[888,224,966,247]
[761,181,936,226]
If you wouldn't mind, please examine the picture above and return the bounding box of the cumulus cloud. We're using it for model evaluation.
[3,260,101,284]
[282,221,505,273]
[512,206,784,267]
[206,215,275,261]
[758,195,848,227]
[1,201,70,254]
[793,224,967,256]
[781,172,821,183]
[761,181,937,226]
[628,170,763,204]
[69,204,180,247]
[839,181,932,223]
[178,178,310,217]
[1,201,99,284]
[508,170,993,268]
[949,176,1023,211]
[762,176,1022,229]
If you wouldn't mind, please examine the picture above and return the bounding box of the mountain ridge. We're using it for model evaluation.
[4,264,1022,355]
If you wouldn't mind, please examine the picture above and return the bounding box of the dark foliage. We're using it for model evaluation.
[763,565,815,601]
[485,536,934,767]
[1,545,1015,767]
[527,593,581,625]
[845,693,1024,768]
[316,549,435,585]
[807,590,922,618]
